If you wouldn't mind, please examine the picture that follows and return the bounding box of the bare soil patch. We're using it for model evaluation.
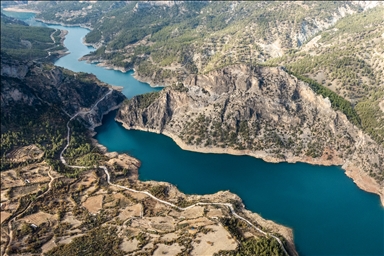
[120,238,139,253]
[160,232,178,242]
[11,183,42,199]
[20,211,55,226]
[118,203,141,221]
[1,170,24,189]
[41,238,56,254]
[179,217,214,228]
[58,234,84,245]
[180,205,205,219]
[0,211,11,223]
[19,164,51,184]
[82,194,103,214]
[1,189,10,203]
[62,212,82,228]
[154,243,183,255]
[206,207,224,218]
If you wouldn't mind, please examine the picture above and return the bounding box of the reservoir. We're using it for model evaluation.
[3,10,383,256]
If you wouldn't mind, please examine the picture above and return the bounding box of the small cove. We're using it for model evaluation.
[3,10,383,256]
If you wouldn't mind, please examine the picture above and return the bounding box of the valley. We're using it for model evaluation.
[1,2,384,255]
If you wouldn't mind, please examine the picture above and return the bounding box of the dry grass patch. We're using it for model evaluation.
[180,205,205,219]
[154,243,183,256]
[62,212,82,228]
[4,200,19,213]
[10,183,41,199]
[118,203,141,221]
[0,189,10,203]
[82,194,103,214]
[1,170,23,189]
[120,237,139,253]
[41,238,56,254]
[179,217,214,228]
[206,207,224,218]
[20,211,55,226]
[191,224,237,256]
[160,232,178,242]
[148,216,176,232]
[0,211,11,223]
[58,233,84,245]
[19,164,51,184]
[131,216,176,233]
[72,171,97,193]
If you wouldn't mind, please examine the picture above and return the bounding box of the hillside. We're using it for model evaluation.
[0,56,296,256]
[20,1,381,80]
[1,13,67,61]
[1,54,125,171]
[266,6,384,146]
[117,64,384,206]
[0,14,297,256]
[18,1,384,145]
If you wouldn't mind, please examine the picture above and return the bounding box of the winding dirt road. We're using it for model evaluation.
[58,90,290,256]
[3,168,55,256]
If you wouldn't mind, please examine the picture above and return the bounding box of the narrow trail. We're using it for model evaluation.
[50,29,57,44]
[3,168,55,256]
[58,90,290,256]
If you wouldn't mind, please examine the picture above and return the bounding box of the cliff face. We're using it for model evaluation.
[117,64,384,204]
[1,55,125,129]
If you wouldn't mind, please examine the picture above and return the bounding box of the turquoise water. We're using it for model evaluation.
[3,10,384,256]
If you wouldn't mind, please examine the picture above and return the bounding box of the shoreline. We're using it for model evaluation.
[116,121,384,207]
[35,18,93,30]
[84,110,297,255]
[3,7,40,13]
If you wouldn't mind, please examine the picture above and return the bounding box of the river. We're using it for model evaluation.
[3,10,383,256]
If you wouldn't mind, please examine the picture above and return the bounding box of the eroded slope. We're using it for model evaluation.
[117,64,384,205]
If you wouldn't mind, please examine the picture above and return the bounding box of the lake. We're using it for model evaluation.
[3,10,383,256]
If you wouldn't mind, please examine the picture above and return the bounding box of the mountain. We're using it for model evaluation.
[117,64,384,205]
[23,1,382,78]
[0,14,297,256]
[20,1,384,144]
[267,6,384,146]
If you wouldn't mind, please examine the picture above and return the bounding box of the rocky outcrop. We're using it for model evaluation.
[133,1,177,12]
[0,56,31,79]
[117,64,384,205]
[1,55,125,129]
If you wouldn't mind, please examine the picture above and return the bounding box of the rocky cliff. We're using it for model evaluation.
[117,64,384,205]
[1,54,125,130]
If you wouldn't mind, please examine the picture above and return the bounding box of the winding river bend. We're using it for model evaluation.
[3,10,384,256]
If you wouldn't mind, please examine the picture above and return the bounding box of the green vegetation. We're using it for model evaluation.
[287,70,361,127]
[265,6,384,144]
[148,185,168,199]
[1,104,67,171]
[1,62,111,175]
[218,217,284,256]
[1,13,63,60]
[135,91,161,109]
[355,90,384,146]
[46,226,124,256]
[216,237,284,256]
